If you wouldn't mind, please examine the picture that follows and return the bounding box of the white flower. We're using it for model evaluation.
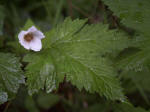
[18,26,45,51]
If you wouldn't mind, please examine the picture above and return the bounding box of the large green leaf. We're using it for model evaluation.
[24,18,129,101]
[102,0,150,36]
[103,0,150,102]
[0,53,25,104]
[102,0,150,72]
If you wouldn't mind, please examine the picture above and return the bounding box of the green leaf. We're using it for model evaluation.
[116,48,149,72]
[43,18,88,49]
[0,53,25,104]
[102,0,150,72]
[102,0,150,36]
[104,0,150,102]
[121,67,150,104]
[23,19,35,31]
[37,92,59,109]
[23,50,63,95]
[25,96,39,112]
[24,18,129,101]
[113,103,150,112]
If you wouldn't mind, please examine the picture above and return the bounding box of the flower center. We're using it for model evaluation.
[24,33,33,42]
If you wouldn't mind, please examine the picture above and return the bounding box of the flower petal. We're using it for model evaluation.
[28,26,45,39]
[29,38,42,51]
[18,31,27,41]
[18,31,30,49]
[20,40,30,50]
[28,26,37,33]
[18,26,45,51]
[33,30,45,39]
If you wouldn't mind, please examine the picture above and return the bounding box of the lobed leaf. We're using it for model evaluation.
[24,18,130,101]
[102,0,150,72]
[0,53,25,104]
[102,0,150,36]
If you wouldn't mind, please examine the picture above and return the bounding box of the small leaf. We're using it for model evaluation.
[113,103,150,112]
[0,92,8,104]
[23,19,35,31]
[25,96,39,112]
[0,53,25,104]
[116,49,149,72]
[37,92,59,109]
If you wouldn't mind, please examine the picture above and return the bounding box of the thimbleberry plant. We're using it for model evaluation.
[0,0,150,111]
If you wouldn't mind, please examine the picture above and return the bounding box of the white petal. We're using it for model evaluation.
[28,26,37,32]
[18,31,30,49]
[33,30,45,39]
[19,40,30,50]
[18,31,27,41]
[29,38,42,51]
[18,26,45,51]
[28,26,45,39]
